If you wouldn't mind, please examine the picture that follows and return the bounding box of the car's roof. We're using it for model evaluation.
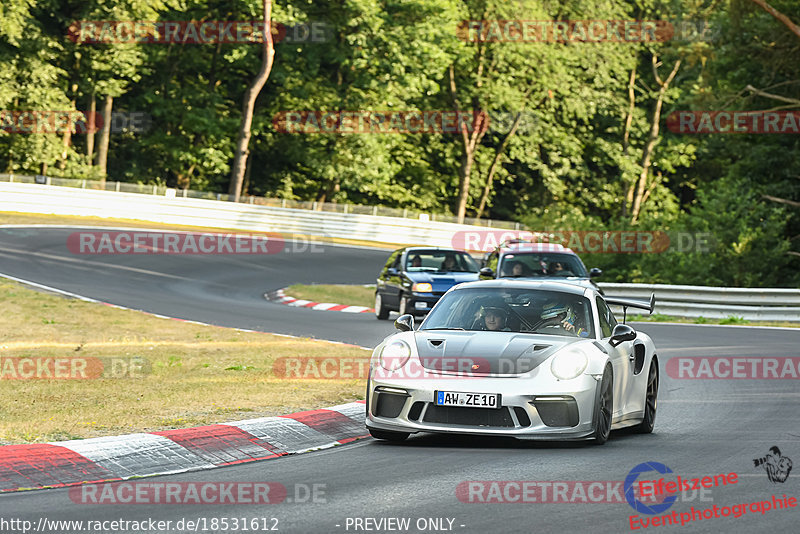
[450,278,592,296]
[499,242,575,255]
[403,247,468,253]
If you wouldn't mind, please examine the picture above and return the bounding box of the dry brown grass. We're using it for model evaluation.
[0,278,369,444]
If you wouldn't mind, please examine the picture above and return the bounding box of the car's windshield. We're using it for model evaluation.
[406,251,479,272]
[498,252,588,278]
[421,287,594,338]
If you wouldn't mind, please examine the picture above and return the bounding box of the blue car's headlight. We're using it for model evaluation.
[380,340,412,371]
[550,349,588,380]
[412,283,433,293]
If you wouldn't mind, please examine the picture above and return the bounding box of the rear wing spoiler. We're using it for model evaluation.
[604,294,656,323]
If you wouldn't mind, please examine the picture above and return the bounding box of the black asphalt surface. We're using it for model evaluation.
[1,226,799,534]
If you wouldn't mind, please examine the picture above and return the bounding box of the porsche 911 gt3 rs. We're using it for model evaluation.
[365,280,658,445]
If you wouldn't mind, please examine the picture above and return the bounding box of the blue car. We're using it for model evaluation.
[375,247,480,319]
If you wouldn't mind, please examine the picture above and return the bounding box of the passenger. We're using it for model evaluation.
[548,261,564,275]
[441,254,458,271]
[540,300,588,337]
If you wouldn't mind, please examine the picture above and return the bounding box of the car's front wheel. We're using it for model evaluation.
[369,429,409,442]
[635,359,658,433]
[592,365,613,445]
[398,294,410,316]
[375,293,389,320]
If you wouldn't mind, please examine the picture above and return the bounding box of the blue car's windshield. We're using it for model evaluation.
[421,287,594,338]
[406,251,479,273]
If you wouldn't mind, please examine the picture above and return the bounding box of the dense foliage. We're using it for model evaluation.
[1,0,798,286]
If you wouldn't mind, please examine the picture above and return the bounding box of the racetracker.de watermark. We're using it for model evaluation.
[272,356,531,380]
[66,231,330,255]
[667,111,800,135]
[0,356,149,379]
[0,111,151,134]
[457,20,672,43]
[68,20,331,44]
[451,229,713,254]
[272,110,537,135]
[666,357,800,379]
[456,480,713,504]
[69,481,326,504]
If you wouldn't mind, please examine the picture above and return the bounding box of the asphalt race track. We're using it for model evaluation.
[0,226,396,347]
[1,226,799,534]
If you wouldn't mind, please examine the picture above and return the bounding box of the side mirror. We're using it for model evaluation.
[387,267,399,276]
[394,314,414,332]
[589,268,603,278]
[479,267,494,279]
[610,324,636,347]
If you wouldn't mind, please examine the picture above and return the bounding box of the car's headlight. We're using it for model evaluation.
[412,282,433,293]
[380,340,412,371]
[550,349,588,380]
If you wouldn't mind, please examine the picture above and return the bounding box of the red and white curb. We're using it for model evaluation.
[265,288,374,314]
[0,401,367,493]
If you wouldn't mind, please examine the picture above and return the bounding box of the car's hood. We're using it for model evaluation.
[407,271,480,292]
[413,330,581,374]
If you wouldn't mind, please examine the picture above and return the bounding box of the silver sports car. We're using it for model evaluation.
[365,280,658,445]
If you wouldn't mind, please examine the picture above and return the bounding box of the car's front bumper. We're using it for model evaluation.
[366,371,601,440]
[406,292,442,315]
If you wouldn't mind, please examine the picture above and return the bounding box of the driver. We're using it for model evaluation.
[477,299,512,331]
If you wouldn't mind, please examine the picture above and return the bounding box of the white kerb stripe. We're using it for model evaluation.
[54,433,215,478]
[226,417,337,454]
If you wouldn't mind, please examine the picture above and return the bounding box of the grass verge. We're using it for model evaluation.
[285,284,375,309]
[626,313,798,328]
[0,279,369,445]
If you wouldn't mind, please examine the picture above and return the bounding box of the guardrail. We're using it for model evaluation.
[599,283,800,322]
[0,173,521,229]
[0,181,510,249]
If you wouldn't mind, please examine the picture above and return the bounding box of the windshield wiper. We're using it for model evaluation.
[422,327,465,331]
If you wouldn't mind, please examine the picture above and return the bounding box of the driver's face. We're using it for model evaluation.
[484,311,505,330]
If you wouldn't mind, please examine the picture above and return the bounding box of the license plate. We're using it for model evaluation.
[435,391,500,409]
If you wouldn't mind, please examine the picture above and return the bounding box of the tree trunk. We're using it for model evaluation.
[96,95,113,185]
[176,163,196,190]
[58,97,75,171]
[228,0,275,202]
[449,65,487,223]
[456,153,475,222]
[630,56,681,223]
[763,194,800,208]
[622,67,636,217]
[86,92,96,161]
[749,0,800,39]
[475,110,526,219]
